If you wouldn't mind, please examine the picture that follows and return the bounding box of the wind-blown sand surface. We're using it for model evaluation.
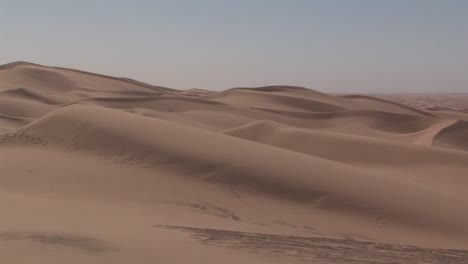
[1,62,468,263]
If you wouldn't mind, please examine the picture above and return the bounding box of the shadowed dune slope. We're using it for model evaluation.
[223,120,468,167]
[433,121,468,152]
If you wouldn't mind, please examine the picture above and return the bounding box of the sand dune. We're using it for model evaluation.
[433,120,468,152]
[1,62,468,263]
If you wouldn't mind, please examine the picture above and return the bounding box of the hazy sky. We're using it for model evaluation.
[1,0,467,92]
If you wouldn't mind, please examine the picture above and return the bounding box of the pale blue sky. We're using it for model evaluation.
[1,0,467,92]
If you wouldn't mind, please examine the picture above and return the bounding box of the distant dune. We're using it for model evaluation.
[1,62,468,263]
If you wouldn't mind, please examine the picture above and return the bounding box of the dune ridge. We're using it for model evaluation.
[1,62,467,263]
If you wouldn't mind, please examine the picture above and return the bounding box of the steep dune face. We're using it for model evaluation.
[1,62,468,263]
[433,121,468,152]
[223,120,468,167]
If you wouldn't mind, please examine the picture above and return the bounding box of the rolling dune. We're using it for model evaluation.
[1,62,468,263]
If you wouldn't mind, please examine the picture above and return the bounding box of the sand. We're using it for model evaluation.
[1,61,468,263]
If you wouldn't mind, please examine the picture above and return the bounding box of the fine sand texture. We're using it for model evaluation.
[1,62,468,263]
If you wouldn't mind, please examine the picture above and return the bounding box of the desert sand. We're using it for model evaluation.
[1,61,468,263]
